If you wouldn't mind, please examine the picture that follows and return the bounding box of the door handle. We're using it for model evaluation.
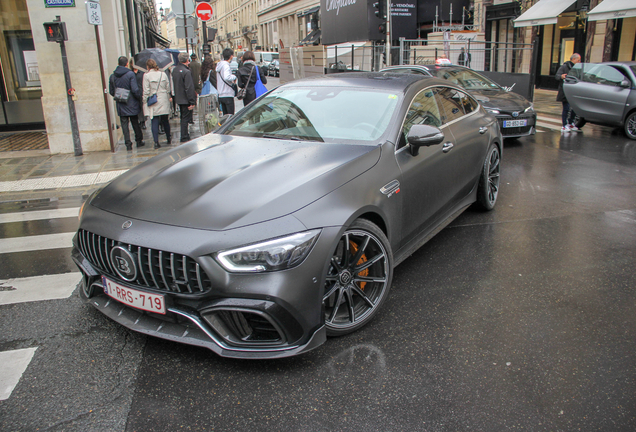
[479,126,488,134]
[442,142,454,153]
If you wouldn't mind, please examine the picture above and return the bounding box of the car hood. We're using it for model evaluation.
[91,134,381,231]
[469,89,531,112]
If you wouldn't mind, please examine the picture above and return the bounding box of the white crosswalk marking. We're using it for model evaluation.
[0,207,79,223]
[0,169,127,193]
[0,232,75,254]
[0,273,81,305]
[0,348,38,400]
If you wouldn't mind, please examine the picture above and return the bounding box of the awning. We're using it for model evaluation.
[587,0,636,21]
[297,6,319,18]
[299,29,321,45]
[513,0,577,27]
[148,27,171,47]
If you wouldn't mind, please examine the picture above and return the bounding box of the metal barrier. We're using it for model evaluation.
[197,93,220,135]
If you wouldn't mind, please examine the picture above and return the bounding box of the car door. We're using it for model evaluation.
[437,87,491,201]
[395,86,458,246]
[565,64,631,124]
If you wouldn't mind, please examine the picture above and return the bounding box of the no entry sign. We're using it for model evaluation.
[195,2,213,21]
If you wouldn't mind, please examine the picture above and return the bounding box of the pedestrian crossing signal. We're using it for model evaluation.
[43,21,67,42]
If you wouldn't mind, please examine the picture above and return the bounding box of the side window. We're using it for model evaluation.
[437,87,465,123]
[399,88,443,148]
[458,91,478,114]
[582,64,628,87]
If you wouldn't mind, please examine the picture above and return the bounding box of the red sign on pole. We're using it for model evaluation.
[195,2,213,22]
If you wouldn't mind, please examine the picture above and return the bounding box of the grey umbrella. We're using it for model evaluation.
[133,48,174,72]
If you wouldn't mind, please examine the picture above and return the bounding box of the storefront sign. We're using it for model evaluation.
[45,0,75,7]
[391,1,417,39]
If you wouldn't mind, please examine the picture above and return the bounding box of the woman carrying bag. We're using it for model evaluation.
[143,59,172,149]
[237,51,268,105]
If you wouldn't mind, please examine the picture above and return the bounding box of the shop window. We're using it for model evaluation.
[2,30,41,101]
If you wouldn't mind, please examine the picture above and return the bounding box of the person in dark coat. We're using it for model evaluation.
[200,54,217,90]
[109,56,144,150]
[172,52,197,142]
[131,58,146,130]
[556,53,581,132]
[237,51,267,106]
[190,53,202,94]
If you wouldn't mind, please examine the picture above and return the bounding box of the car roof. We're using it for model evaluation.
[282,72,450,93]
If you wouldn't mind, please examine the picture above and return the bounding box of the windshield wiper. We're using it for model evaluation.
[262,134,302,141]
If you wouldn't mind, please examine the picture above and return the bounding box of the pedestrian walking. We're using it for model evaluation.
[216,48,238,115]
[556,53,581,133]
[172,52,197,143]
[143,59,172,149]
[109,56,144,151]
[237,51,267,106]
[190,53,202,94]
[131,59,146,130]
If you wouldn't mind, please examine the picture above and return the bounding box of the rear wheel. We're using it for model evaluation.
[476,143,501,211]
[574,115,586,129]
[625,112,636,140]
[323,219,393,336]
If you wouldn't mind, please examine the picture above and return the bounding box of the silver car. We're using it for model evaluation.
[563,61,636,139]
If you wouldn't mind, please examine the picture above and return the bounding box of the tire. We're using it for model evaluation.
[574,115,586,129]
[323,219,393,336]
[625,112,636,140]
[476,143,501,211]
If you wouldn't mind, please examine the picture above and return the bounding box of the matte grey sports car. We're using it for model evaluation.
[382,65,536,139]
[72,72,502,359]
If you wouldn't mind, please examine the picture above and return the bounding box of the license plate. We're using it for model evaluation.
[102,276,166,314]
[503,119,527,128]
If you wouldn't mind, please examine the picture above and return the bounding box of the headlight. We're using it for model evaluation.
[486,109,500,115]
[216,229,321,272]
[524,104,534,113]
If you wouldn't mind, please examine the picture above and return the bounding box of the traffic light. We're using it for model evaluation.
[373,1,386,21]
[382,52,386,64]
[43,21,67,42]
[379,23,386,34]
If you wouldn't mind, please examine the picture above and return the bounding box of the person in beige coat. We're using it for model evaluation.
[143,59,172,149]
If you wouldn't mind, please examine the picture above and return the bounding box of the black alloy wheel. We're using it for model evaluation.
[323,220,393,336]
[625,112,636,140]
[476,143,501,211]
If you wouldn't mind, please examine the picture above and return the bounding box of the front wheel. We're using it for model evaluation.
[476,143,501,211]
[574,115,586,129]
[625,112,636,140]
[323,219,393,336]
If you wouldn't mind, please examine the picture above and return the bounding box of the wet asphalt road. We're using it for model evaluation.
[1,124,635,431]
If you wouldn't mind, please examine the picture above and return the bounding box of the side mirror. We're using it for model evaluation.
[407,124,445,156]
[620,79,631,89]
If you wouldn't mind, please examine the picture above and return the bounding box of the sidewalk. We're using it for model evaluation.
[0,88,582,204]
[0,113,206,203]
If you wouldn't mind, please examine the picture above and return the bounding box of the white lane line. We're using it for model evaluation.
[0,232,75,254]
[0,207,80,224]
[0,348,38,400]
[0,169,127,193]
[0,273,81,305]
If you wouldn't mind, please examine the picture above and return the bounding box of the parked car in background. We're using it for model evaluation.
[230,59,239,75]
[382,64,536,139]
[255,51,279,75]
[72,72,502,359]
[268,59,280,77]
[563,61,636,139]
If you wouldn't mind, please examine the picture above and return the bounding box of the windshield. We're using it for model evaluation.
[262,53,279,62]
[431,68,501,90]
[222,87,400,143]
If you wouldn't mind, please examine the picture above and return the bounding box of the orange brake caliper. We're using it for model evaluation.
[349,241,369,290]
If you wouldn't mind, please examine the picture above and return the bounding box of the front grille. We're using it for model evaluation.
[497,115,533,136]
[77,229,212,294]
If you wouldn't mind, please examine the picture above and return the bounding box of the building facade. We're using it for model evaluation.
[1,0,164,153]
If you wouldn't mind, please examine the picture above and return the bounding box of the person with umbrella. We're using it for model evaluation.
[109,56,144,151]
[143,59,172,149]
